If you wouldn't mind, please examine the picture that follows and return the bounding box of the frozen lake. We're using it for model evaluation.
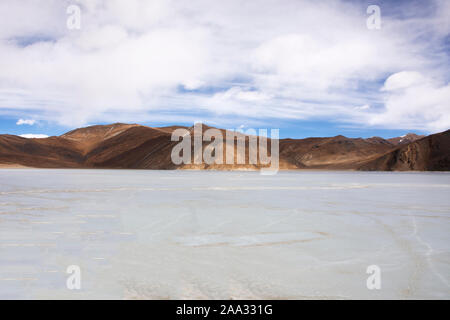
[0,169,449,299]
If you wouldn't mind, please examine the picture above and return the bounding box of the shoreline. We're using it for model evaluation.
[0,165,447,172]
[0,164,33,169]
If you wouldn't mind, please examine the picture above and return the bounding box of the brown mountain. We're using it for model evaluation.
[0,123,448,171]
[387,133,425,145]
[279,135,396,169]
[358,130,450,171]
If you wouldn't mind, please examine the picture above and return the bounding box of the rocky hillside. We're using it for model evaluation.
[0,123,448,171]
[358,130,450,171]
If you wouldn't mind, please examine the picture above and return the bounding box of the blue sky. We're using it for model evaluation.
[0,116,429,140]
[0,0,448,139]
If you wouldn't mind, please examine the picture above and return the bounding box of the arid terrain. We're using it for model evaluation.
[0,123,448,170]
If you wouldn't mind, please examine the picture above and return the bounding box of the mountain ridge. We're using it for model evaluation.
[0,124,448,171]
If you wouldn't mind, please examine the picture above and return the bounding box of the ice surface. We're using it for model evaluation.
[0,169,449,299]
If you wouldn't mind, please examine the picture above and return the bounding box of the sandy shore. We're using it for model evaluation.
[0,163,32,168]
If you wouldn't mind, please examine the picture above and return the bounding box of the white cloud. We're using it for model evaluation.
[381,71,426,91]
[0,0,448,132]
[19,134,49,139]
[16,119,36,125]
[355,105,370,110]
[368,71,450,132]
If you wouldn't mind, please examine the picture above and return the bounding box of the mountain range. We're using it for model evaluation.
[0,123,448,171]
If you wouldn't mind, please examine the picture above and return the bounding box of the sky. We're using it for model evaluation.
[0,0,449,139]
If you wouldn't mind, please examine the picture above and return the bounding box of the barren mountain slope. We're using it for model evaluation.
[279,135,396,169]
[359,130,450,171]
[84,125,179,169]
[387,133,425,146]
[61,123,140,154]
[1,124,448,171]
[0,134,83,168]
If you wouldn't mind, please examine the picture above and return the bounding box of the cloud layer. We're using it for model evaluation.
[0,0,448,132]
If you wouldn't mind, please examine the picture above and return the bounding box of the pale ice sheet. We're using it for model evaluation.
[0,169,449,299]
